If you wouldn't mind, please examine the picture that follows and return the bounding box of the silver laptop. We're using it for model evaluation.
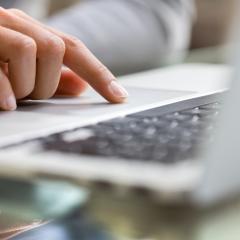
[0,36,238,207]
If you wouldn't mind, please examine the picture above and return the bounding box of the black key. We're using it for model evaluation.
[41,102,221,164]
[181,107,213,116]
[199,102,221,110]
[163,112,192,121]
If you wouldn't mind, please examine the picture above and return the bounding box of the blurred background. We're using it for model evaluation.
[47,0,235,49]
[14,0,236,71]
[25,0,234,50]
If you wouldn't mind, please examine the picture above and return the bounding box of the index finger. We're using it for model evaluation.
[9,9,129,103]
[60,34,129,103]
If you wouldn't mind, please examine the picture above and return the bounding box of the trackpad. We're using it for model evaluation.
[0,87,194,145]
[18,87,194,116]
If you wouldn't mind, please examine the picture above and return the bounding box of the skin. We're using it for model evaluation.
[0,7,129,111]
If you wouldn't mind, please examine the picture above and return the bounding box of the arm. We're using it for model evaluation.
[47,0,195,75]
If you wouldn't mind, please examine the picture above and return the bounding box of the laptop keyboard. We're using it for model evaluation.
[42,102,220,164]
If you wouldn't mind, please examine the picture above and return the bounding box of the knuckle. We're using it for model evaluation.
[41,36,66,57]
[8,8,25,16]
[13,37,37,55]
[94,64,109,77]
[0,7,9,19]
[64,35,85,50]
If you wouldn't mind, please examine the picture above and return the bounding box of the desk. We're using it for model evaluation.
[3,188,240,240]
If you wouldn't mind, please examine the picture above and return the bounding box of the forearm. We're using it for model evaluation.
[47,0,194,75]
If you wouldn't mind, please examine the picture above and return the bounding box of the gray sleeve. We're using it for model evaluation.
[0,0,18,8]
[47,0,195,75]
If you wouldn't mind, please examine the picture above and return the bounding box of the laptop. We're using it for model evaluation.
[2,7,240,204]
[0,61,233,207]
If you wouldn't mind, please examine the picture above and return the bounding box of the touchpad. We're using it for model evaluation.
[0,87,194,146]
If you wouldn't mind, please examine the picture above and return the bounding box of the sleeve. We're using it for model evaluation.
[0,0,18,8]
[46,0,195,75]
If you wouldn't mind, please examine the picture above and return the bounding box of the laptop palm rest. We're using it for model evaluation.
[0,87,193,147]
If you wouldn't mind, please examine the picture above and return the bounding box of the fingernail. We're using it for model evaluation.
[1,95,17,111]
[108,81,129,99]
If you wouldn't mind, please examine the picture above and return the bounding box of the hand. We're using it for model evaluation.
[0,8,128,111]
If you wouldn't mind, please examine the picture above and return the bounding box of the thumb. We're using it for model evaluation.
[56,68,88,96]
